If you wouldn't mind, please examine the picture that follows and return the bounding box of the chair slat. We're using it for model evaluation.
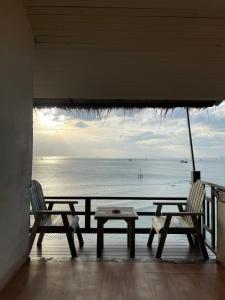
[185,181,205,224]
[29,180,47,211]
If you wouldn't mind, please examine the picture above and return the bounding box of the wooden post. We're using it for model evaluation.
[186,108,201,183]
[85,198,91,230]
[191,171,201,183]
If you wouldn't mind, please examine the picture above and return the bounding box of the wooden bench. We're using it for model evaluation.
[29,180,83,257]
[147,180,209,259]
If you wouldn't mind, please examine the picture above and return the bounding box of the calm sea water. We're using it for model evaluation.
[32,157,225,230]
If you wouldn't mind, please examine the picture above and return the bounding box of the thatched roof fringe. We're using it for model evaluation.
[33,98,221,109]
[33,98,222,120]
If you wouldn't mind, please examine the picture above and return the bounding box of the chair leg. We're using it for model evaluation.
[155,216,171,259]
[197,234,209,259]
[62,214,77,258]
[66,232,77,258]
[29,215,42,253]
[191,216,209,260]
[156,232,167,258]
[186,234,195,247]
[76,224,84,248]
[147,227,156,247]
[37,231,45,247]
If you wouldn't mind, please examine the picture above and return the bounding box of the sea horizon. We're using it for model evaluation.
[32,156,225,231]
[32,156,225,196]
[33,155,225,161]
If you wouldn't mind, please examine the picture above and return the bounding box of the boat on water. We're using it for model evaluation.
[180,159,188,163]
[137,168,143,179]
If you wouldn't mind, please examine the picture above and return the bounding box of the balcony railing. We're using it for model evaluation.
[202,181,225,254]
[44,196,186,234]
[43,181,225,255]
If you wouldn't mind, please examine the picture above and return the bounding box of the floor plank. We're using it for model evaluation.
[1,261,225,300]
[30,234,216,263]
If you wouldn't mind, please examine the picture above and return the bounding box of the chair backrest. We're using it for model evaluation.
[29,180,47,212]
[185,180,205,213]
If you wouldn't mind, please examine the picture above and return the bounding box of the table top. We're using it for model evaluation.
[95,206,138,219]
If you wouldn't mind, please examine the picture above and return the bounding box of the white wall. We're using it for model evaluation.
[0,0,33,288]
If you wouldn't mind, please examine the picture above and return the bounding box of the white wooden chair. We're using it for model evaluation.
[29,180,83,257]
[147,180,209,259]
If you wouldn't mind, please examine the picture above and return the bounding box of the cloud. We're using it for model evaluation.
[75,121,88,128]
[126,131,167,142]
[33,102,225,158]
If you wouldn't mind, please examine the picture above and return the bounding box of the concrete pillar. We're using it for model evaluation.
[0,0,33,288]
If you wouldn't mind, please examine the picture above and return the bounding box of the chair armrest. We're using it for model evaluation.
[45,200,78,204]
[161,212,204,216]
[154,201,187,216]
[30,210,73,215]
[153,201,186,206]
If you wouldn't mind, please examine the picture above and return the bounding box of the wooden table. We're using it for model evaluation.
[95,207,138,258]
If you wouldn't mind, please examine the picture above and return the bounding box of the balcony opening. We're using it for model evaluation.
[30,106,225,261]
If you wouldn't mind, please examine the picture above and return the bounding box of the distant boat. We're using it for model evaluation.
[137,168,143,179]
[128,159,133,162]
[180,160,188,163]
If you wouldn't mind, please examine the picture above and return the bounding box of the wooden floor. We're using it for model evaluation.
[1,260,225,300]
[1,234,222,300]
[30,234,215,263]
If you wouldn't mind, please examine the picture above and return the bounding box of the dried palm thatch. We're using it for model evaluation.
[33,98,222,119]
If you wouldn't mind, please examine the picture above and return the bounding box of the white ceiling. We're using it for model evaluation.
[25,0,225,107]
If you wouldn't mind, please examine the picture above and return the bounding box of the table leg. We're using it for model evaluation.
[97,220,104,258]
[129,220,135,258]
[127,224,130,248]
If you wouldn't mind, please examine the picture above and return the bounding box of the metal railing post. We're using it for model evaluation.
[85,198,91,230]
[202,195,206,240]
[211,187,216,250]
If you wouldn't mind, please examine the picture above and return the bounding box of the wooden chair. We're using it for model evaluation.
[29,180,84,257]
[147,180,209,259]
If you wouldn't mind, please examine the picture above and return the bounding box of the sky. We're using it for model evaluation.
[33,101,225,159]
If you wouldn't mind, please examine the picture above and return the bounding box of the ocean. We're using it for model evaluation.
[32,157,225,231]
